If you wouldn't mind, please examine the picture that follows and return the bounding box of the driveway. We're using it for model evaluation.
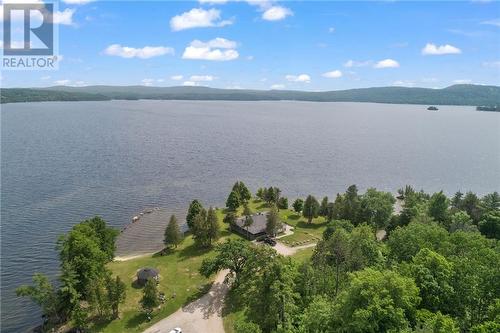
[142,240,316,333]
[143,269,229,333]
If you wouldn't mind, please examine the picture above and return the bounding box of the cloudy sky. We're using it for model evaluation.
[2,0,500,90]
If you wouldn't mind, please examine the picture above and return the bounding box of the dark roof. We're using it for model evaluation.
[137,267,159,280]
[234,212,269,235]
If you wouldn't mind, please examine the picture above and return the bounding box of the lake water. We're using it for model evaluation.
[1,100,499,332]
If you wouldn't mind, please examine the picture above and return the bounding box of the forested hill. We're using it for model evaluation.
[1,84,499,106]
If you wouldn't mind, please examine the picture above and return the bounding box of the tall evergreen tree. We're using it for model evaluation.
[206,207,220,246]
[107,276,126,319]
[226,190,241,211]
[292,198,304,214]
[266,205,281,236]
[140,279,159,315]
[164,215,182,249]
[319,196,329,217]
[186,200,203,229]
[428,191,450,226]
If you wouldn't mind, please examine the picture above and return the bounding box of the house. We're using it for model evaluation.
[230,212,283,240]
[136,267,159,286]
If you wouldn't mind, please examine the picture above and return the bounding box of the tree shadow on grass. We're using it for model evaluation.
[178,243,212,261]
[221,288,245,317]
[256,202,269,210]
[296,220,327,230]
[286,214,302,221]
[126,312,148,329]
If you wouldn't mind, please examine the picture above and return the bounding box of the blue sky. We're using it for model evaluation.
[2,0,500,90]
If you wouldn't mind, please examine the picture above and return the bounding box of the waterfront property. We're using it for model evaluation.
[230,212,283,240]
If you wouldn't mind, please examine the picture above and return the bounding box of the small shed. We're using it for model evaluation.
[137,267,159,286]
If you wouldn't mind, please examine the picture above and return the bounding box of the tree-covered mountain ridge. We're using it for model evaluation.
[1,84,499,107]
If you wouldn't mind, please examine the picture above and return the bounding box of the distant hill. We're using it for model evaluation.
[1,84,499,107]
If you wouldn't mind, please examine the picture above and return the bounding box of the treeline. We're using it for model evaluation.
[16,217,124,332]
[3,84,500,106]
[201,185,500,333]
[0,88,110,103]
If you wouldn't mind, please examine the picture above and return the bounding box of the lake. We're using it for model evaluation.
[1,100,499,332]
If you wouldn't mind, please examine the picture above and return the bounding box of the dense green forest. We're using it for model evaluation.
[2,84,499,106]
[0,88,109,103]
[203,185,500,333]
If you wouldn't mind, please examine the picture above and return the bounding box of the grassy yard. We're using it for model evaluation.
[93,236,214,333]
[95,215,240,333]
[231,198,328,246]
[95,198,321,332]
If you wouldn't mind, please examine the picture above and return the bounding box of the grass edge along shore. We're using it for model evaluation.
[16,182,500,333]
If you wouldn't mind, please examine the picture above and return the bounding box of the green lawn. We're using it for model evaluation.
[93,236,214,333]
[278,211,327,247]
[95,215,240,333]
[95,198,321,332]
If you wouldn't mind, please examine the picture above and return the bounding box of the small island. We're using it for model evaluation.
[476,105,500,112]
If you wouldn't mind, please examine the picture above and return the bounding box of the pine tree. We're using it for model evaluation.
[164,215,182,249]
[186,200,203,229]
[107,276,126,319]
[226,190,241,211]
[207,207,220,246]
[266,205,281,236]
[319,196,329,217]
[140,279,159,314]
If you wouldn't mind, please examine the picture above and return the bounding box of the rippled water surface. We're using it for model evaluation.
[1,100,499,332]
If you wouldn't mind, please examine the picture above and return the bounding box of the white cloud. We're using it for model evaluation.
[190,75,215,81]
[480,18,500,27]
[54,79,71,85]
[285,74,311,83]
[171,75,184,81]
[421,43,461,55]
[199,0,229,3]
[392,80,415,87]
[453,79,472,84]
[0,3,75,26]
[141,78,155,86]
[183,81,198,86]
[328,27,335,33]
[40,75,51,80]
[344,59,372,68]
[246,55,254,60]
[270,84,285,89]
[322,70,343,78]
[62,0,95,4]
[262,6,293,21]
[170,8,232,31]
[483,61,500,68]
[52,8,75,25]
[374,59,400,68]
[104,44,174,59]
[182,37,239,61]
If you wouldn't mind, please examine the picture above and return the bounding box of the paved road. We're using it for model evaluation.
[142,240,317,333]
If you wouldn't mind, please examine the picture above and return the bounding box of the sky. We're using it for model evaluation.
[1,0,500,90]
